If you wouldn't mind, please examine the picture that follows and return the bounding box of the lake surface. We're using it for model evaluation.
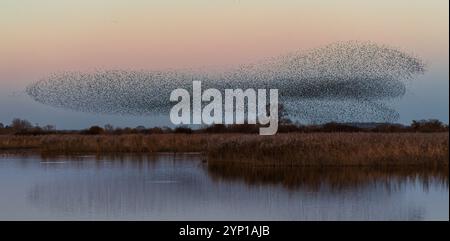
[0,153,448,220]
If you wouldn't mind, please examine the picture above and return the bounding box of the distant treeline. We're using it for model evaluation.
[0,118,448,135]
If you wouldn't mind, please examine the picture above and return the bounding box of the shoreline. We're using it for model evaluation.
[0,132,448,167]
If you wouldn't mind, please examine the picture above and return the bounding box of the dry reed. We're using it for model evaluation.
[0,133,447,167]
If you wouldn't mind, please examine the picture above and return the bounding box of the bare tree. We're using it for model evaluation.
[265,103,292,125]
[104,124,114,133]
[11,118,33,131]
[43,125,55,131]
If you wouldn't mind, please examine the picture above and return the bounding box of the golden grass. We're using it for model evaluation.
[0,134,203,153]
[208,133,449,167]
[0,135,41,150]
[0,132,448,167]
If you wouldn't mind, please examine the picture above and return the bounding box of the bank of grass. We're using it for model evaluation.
[0,133,448,167]
[0,134,229,153]
[208,133,449,167]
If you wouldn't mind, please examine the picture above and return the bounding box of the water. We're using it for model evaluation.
[0,153,448,220]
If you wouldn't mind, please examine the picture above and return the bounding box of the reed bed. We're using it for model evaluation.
[207,133,449,167]
[0,135,41,150]
[0,133,448,167]
[0,134,234,154]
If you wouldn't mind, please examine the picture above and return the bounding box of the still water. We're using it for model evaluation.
[0,153,448,220]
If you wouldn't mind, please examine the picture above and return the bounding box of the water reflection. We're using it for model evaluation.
[0,154,448,220]
[207,163,449,192]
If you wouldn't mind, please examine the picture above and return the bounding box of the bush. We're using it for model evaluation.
[411,119,448,132]
[321,122,361,132]
[84,126,104,135]
[174,126,193,134]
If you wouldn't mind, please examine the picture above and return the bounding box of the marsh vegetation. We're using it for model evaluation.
[0,132,447,167]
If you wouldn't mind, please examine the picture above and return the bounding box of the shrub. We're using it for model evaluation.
[84,126,104,135]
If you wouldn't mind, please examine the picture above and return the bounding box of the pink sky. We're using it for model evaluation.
[1,0,448,86]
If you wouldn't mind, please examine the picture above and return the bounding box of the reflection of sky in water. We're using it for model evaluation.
[0,154,448,220]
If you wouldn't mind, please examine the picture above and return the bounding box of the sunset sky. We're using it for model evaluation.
[0,0,448,128]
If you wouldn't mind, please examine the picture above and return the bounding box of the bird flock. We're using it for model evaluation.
[26,41,425,123]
